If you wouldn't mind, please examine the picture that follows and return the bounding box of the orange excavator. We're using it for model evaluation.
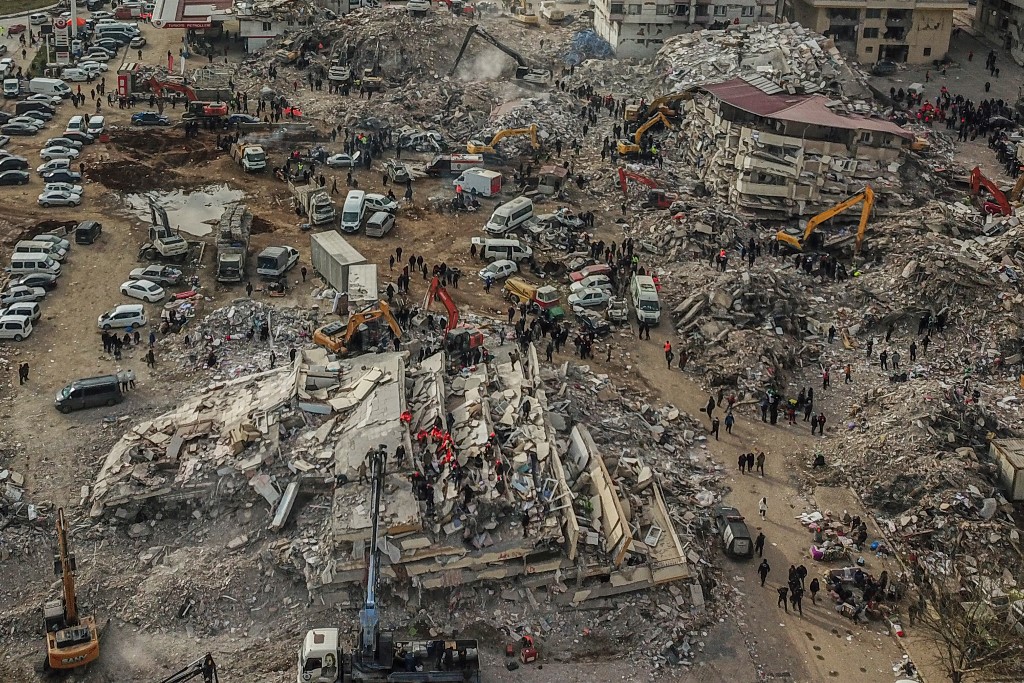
[147,76,228,117]
[42,508,99,673]
[617,167,678,209]
[970,166,1011,216]
[423,275,486,357]
[312,300,402,356]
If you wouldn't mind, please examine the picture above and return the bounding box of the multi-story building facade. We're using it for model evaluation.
[781,0,966,65]
[973,0,1024,64]
[592,0,775,59]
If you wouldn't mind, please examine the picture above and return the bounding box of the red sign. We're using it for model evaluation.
[117,73,128,98]
[53,18,68,29]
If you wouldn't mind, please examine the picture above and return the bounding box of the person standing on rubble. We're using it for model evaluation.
[922,334,930,355]
[756,451,766,476]
[866,338,874,357]
[725,411,735,435]
[821,367,830,389]
[880,349,888,370]
[910,340,917,362]
[891,350,900,370]
[760,395,769,422]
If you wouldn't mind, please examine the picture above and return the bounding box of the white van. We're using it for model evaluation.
[471,237,533,262]
[86,115,104,136]
[29,78,72,99]
[29,12,49,25]
[96,22,139,34]
[60,68,89,83]
[484,196,534,235]
[0,314,32,341]
[66,115,85,132]
[340,190,366,234]
[15,239,67,262]
[629,275,661,325]
[3,78,19,98]
[0,301,41,322]
[7,253,62,276]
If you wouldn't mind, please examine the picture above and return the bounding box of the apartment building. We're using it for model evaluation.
[682,76,912,216]
[781,0,966,65]
[973,0,1024,65]
[592,0,775,59]
[234,0,348,51]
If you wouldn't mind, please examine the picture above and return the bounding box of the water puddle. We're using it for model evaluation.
[123,185,246,237]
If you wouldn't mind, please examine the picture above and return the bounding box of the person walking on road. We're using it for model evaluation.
[844,363,852,384]
[746,452,754,473]
[711,416,720,440]
[754,532,765,557]
[18,362,29,384]
[758,496,768,520]
[809,577,820,604]
[758,559,770,586]
[791,587,804,616]
[725,411,735,435]
[756,451,766,476]
[777,585,789,612]
[706,395,716,419]
[738,454,747,473]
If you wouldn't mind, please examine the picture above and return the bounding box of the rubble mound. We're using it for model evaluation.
[91,131,220,192]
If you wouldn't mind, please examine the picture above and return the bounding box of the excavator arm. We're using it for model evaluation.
[490,124,538,149]
[617,167,659,194]
[423,276,460,332]
[645,93,687,119]
[449,24,548,83]
[775,187,874,252]
[970,166,1011,216]
[55,509,77,626]
[157,654,218,683]
[358,447,387,661]
[633,112,673,144]
[147,76,198,102]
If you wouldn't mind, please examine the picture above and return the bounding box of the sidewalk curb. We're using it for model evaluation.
[0,3,62,21]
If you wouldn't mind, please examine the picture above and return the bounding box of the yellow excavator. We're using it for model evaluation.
[508,0,539,25]
[624,93,689,123]
[42,508,100,673]
[775,186,875,255]
[312,301,403,356]
[617,112,673,156]
[467,124,539,154]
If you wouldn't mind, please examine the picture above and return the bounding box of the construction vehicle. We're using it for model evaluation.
[215,205,251,283]
[312,301,402,356]
[146,76,199,101]
[42,508,99,672]
[616,167,679,209]
[328,41,353,84]
[775,186,875,255]
[623,93,688,123]
[275,39,300,64]
[503,276,564,319]
[297,446,482,683]
[230,141,267,173]
[139,202,189,261]
[616,112,673,156]
[970,166,1011,216]
[1011,172,1024,205]
[467,125,540,155]
[450,24,550,85]
[361,40,384,92]
[423,275,460,333]
[507,0,539,24]
[539,0,564,21]
[426,153,484,176]
[442,0,476,16]
[291,180,336,225]
[158,654,218,683]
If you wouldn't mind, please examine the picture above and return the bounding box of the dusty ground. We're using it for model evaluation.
[0,6,972,683]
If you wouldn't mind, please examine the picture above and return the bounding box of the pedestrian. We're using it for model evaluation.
[892,350,900,370]
[809,577,820,604]
[711,416,720,440]
[725,411,735,435]
[269,350,277,368]
[738,454,747,473]
[706,395,715,419]
[18,362,29,384]
[760,395,769,422]
[828,324,836,344]
[777,585,789,612]
[149,330,157,347]
[758,559,770,586]
[922,334,930,355]
[246,281,253,297]
[910,340,917,362]
[844,363,852,384]
[666,348,674,368]
[145,349,156,368]
[792,587,804,616]
[880,349,888,370]
[816,412,826,435]
[663,340,672,363]
[756,451,766,476]
[822,367,830,389]
[866,338,874,357]
[746,452,754,473]
[758,496,768,520]
[301,266,307,282]
[289,347,297,363]
[678,348,688,371]
[754,532,765,557]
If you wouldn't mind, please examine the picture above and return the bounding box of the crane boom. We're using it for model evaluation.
[358,447,388,661]
[449,24,550,83]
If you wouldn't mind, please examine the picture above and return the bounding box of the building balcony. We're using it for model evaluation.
[828,14,859,25]
[736,176,792,197]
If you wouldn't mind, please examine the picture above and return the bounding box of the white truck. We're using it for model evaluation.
[310,231,366,293]
[292,181,336,226]
[454,168,502,197]
[230,142,267,173]
[215,205,252,283]
[256,246,299,278]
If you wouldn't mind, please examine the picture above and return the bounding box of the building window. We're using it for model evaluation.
[865,8,881,18]
[262,21,272,30]
[610,2,624,12]
[713,5,727,15]
[628,3,641,13]
[923,47,932,56]
[865,46,873,52]
[694,4,708,15]
[863,27,879,38]
[741,5,754,16]
[656,4,670,14]
[287,18,295,25]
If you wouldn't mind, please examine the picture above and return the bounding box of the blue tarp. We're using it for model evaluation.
[564,29,613,66]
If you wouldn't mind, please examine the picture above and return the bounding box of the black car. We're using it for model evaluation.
[0,156,28,171]
[0,169,29,185]
[61,130,95,145]
[714,506,754,559]
[871,60,898,76]
[10,272,57,290]
[578,311,611,337]
[21,109,53,123]
[1,122,38,136]
[227,113,260,125]
[131,112,170,126]
[42,170,82,184]
[0,112,14,124]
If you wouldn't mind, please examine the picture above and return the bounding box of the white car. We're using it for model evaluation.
[28,94,64,106]
[98,303,147,330]
[0,314,32,341]
[0,58,15,74]
[40,146,81,161]
[90,10,115,19]
[478,259,517,281]
[0,301,40,322]
[326,152,360,168]
[29,12,49,25]
[120,279,165,303]
[84,50,113,63]
[37,158,70,175]
[364,193,398,213]
[44,182,83,196]
[567,287,611,309]
[9,117,43,130]
[37,189,81,207]
[32,233,71,251]
[0,285,46,305]
[77,60,109,73]
[569,274,612,293]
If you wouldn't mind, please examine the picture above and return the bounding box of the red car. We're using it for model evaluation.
[7,24,26,35]
[569,263,612,283]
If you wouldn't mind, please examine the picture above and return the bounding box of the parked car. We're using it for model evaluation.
[0,113,13,125]
[364,193,398,214]
[61,131,95,145]
[0,284,46,305]
[32,233,71,251]
[577,310,611,337]
[0,170,29,185]
[7,25,26,36]
[227,113,259,125]
[44,137,83,150]
[21,109,53,123]
[37,158,70,175]
[90,10,115,19]
[567,287,610,309]
[326,152,360,168]
[569,263,613,283]
[0,314,32,341]
[75,220,102,244]
[0,301,41,322]
[120,279,165,302]
[29,13,49,25]
[8,116,43,129]
[129,265,182,286]
[478,259,517,281]
[1,122,39,136]
[570,274,612,293]
[714,506,754,559]
[40,145,80,161]
[383,159,411,183]
[77,60,109,73]
[129,35,147,48]
[871,60,899,76]
[0,135,10,148]
[131,111,169,126]
[28,94,64,106]
[0,156,28,171]
[97,303,147,330]
[38,189,81,207]
[84,50,113,62]
[8,272,58,291]
[44,181,83,195]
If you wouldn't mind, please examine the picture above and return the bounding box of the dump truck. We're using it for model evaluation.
[230,142,267,173]
[256,245,299,278]
[425,153,484,176]
[291,180,336,226]
[310,230,366,293]
[215,205,251,283]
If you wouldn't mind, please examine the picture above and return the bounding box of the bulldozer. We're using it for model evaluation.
[775,186,874,255]
[312,301,402,356]
[467,124,539,155]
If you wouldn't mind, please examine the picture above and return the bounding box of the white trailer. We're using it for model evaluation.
[310,231,366,293]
